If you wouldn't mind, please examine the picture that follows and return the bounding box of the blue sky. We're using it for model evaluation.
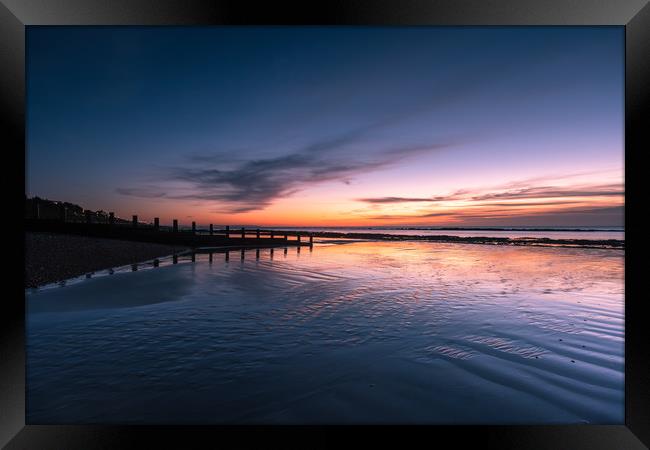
[26,26,624,226]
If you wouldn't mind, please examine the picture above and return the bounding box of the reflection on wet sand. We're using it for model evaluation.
[26,241,624,424]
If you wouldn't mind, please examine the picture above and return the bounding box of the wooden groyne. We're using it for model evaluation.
[25,216,314,249]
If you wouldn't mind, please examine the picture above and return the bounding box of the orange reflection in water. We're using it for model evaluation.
[291,240,624,312]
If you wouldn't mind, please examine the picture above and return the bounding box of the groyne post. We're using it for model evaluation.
[32,198,40,219]
[132,215,138,228]
[109,212,114,225]
[154,217,159,231]
[309,235,313,246]
[226,225,230,238]
[173,219,178,233]
[192,221,196,234]
[256,228,260,239]
[58,204,67,222]
[241,227,245,239]
[85,210,91,224]
[297,234,301,244]
[209,224,214,236]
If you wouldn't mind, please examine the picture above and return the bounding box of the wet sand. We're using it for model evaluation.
[25,232,188,288]
[26,241,624,424]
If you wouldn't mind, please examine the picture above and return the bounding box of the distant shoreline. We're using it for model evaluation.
[272,226,624,232]
[306,231,624,249]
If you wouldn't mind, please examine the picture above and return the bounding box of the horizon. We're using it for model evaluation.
[27,26,624,228]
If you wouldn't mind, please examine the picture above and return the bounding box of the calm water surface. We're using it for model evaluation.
[26,241,624,424]
[270,227,624,241]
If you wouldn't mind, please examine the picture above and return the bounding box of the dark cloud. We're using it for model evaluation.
[367,205,623,227]
[471,184,623,201]
[117,133,455,212]
[478,200,583,207]
[115,187,167,198]
[368,212,454,220]
[356,191,467,204]
[357,182,623,206]
[357,197,435,204]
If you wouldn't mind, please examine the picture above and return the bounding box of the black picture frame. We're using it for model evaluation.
[2,1,648,448]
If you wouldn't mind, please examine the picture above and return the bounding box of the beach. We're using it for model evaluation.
[26,240,624,424]
[25,232,187,288]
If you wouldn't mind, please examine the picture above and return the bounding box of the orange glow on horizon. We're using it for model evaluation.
[101,169,625,227]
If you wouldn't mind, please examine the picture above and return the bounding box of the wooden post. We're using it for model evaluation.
[191,253,196,263]
[32,198,40,219]
[226,225,230,238]
[209,224,213,235]
[297,234,301,244]
[284,247,288,255]
[173,254,178,264]
[209,252,213,263]
[256,249,260,260]
[192,221,196,234]
[131,263,138,272]
[153,259,159,267]
[270,248,274,259]
[284,233,288,241]
[271,231,274,239]
[154,217,160,231]
[132,215,138,228]
[109,212,114,225]
[173,219,178,233]
[225,251,230,262]
[309,235,313,246]
[59,204,67,222]
[85,210,91,224]
[241,249,245,260]
[256,228,260,239]
[241,227,245,239]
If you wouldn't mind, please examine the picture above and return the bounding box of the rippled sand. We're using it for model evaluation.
[26,241,624,424]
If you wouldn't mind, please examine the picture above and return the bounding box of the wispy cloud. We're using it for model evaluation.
[357,182,623,206]
[368,205,624,225]
[115,187,167,198]
[356,196,436,204]
[354,173,624,225]
[471,184,623,202]
[117,131,456,212]
[355,193,467,204]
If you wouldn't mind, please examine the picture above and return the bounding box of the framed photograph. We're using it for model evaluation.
[3,0,648,448]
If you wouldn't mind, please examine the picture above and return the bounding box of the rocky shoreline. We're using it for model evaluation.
[25,232,188,288]
[307,231,625,249]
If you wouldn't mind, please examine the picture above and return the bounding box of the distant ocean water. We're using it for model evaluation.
[267,226,624,241]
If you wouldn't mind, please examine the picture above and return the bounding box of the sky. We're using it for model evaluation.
[26,26,624,227]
